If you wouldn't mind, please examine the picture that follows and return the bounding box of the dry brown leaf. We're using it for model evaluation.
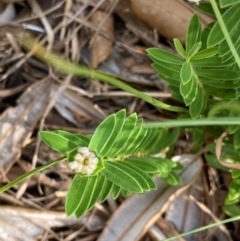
[0,206,104,240]
[53,85,105,126]
[98,154,201,241]
[90,10,114,68]
[130,0,214,43]
[0,79,51,173]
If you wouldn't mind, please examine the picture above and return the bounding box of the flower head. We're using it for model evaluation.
[68,147,99,175]
[188,0,202,4]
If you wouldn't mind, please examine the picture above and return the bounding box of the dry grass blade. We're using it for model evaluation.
[0,79,51,173]
[0,205,104,240]
[90,10,114,68]
[98,154,201,241]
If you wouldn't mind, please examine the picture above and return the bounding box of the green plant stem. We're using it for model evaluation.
[21,36,187,113]
[162,215,240,241]
[144,117,240,128]
[210,0,240,69]
[208,101,240,117]
[0,157,66,193]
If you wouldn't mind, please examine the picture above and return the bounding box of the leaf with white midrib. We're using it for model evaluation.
[99,178,114,202]
[101,162,143,193]
[98,110,126,157]
[88,112,116,156]
[106,113,137,157]
[54,130,88,147]
[75,175,99,218]
[39,131,78,155]
[65,175,89,216]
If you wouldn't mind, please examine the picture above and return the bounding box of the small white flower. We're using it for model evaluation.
[74,164,83,173]
[90,157,99,165]
[68,147,98,175]
[74,153,84,162]
[78,147,90,156]
[188,0,201,4]
[68,161,79,170]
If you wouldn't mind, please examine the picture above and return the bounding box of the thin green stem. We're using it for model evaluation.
[210,0,240,69]
[208,101,240,117]
[162,215,240,241]
[144,117,240,128]
[0,156,66,193]
[21,36,187,113]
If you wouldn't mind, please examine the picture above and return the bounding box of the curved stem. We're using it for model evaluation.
[20,36,187,113]
[0,156,66,193]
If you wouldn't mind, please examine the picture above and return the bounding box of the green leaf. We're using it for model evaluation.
[234,128,240,149]
[124,158,160,173]
[205,154,229,171]
[111,185,121,199]
[180,62,193,85]
[187,42,202,59]
[194,2,215,17]
[191,47,218,59]
[149,55,182,73]
[161,172,182,186]
[173,38,187,58]
[147,48,184,65]
[135,128,161,155]
[118,119,144,156]
[158,74,180,87]
[231,169,240,179]
[54,130,88,146]
[145,157,173,175]
[204,86,236,99]
[225,178,240,205]
[152,63,180,78]
[191,56,234,67]
[89,110,125,157]
[223,204,240,217]
[155,128,180,152]
[196,69,239,80]
[201,23,214,50]
[207,4,240,47]
[228,107,240,134]
[65,175,89,216]
[99,178,114,202]
[75,175,99,218]
[117,162,156,190]
[219,29,240,58]
[101,161,143,193]
[74,134,91,145]
[98,110,126,157]
[106,113,137,157]
[39,131,78,155]
[87,174,105,210]
[219,0,240,8]
[189,86,206,118]
[121,189,132,197]
[202,78,240,89]
[180,77,198,106]
[192,127,204,152]
[186,14,201,54]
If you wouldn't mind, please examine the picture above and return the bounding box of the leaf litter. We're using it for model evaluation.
[0,0,234,240]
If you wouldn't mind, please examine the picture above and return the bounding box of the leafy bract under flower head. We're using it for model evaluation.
[39,109,182,218]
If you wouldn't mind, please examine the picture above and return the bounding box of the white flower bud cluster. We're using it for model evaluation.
[188,0,202,4]
[68,147,98,175]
